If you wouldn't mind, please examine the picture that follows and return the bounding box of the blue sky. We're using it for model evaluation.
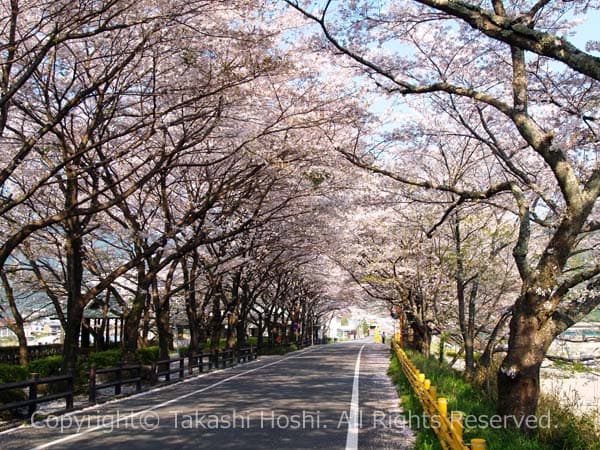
[571,9,599,54]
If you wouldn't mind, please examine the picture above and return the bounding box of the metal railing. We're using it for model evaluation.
[392,340,487,450]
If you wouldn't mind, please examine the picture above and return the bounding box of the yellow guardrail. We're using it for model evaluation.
[392,340,486,450]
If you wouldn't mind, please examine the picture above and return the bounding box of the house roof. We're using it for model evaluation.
[83,298,123,319]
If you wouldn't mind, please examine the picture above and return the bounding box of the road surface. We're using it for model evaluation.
[0,341,414,449]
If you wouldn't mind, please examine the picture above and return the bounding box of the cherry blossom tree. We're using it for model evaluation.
[284,0,600,426]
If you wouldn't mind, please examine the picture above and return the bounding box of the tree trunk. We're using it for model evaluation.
[122,264,148,362]
[209,296,223,351]
[140,299,152,347]
[152,278,171,360]
[62,304,84,374]
[0,269,29,365]
[410,320,431,355]
[256,313,264,350]
[476,309,511,382]
[62,231,85,374]
[182,261,200,354]
[226,311,237,349]
[186,293,200,354]
[497,296,554,432]
[453,215,476,379]
[236,315,247,348]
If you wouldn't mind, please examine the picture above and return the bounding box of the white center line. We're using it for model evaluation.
[345,344,365,450]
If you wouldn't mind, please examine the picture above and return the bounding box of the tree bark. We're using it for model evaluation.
[152,277,171,360]
[453,215,476,378]
[122,262,148,362]
[209,294,223,351]
[497,302,551,432]
[0,269,29,365]
[61,225,85,375]
[226,311,237,349]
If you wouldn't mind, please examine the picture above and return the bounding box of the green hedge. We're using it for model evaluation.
[84,349,123,369]
[27,355,63,378]
[0,363,29,406]
[0,363,29,383]
[135,346,159,365]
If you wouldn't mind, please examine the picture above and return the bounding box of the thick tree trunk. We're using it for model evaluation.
[122,264,148,362]
[209,296,223,351]
[186,296,200,354]
[153,280,171,360]
[256,313,264,349]
[236,315,247,348]
[409,320,431,355]
[497,295,555,432]
[62,304,84,374]
[16,331,28,365]
[225,310,237,349]
[62,231,84,375]
[122,297,145,362]
[183,279,200,354]
[140,300,152,347]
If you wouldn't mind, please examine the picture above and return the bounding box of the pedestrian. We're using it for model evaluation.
[381,331,386,344]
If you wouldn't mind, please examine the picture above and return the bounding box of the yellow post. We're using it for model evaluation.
[450,411,464,441]
[471,438,486,450]
[429,385,437,401]
[437,397,448,416]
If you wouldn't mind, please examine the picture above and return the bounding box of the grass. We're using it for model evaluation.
[550,359,593,373]
[388,349,600,450]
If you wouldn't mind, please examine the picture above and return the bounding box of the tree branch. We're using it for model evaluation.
[414,0,600,81]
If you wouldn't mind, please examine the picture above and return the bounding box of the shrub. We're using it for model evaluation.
[136,346,159,365]
[537,389,600,450]
[24,356,64,396]
[27,356,63,377]
[178,345,190,357]
[0,364,29,407]
[0,364,29,383]
[84,349,123,370]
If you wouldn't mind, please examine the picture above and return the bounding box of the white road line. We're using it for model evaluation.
[29,347,319,450]
[345,344,365,450]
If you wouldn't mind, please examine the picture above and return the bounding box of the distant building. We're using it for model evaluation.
[0,318,16,338]
[328,315,361,340]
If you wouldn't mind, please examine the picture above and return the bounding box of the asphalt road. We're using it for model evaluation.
[0,341,414,450]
